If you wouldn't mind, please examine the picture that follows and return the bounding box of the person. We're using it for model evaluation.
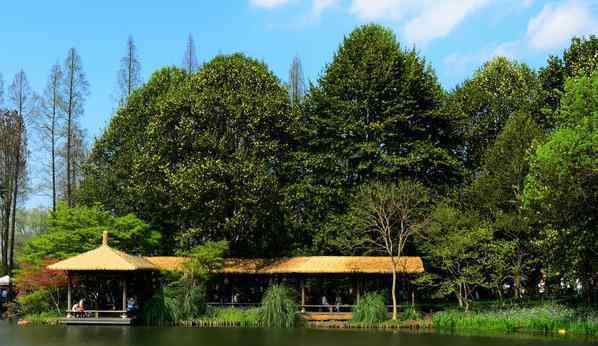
[127,296,138,315]
[71,302,80,318]
[0,289,7,303]
[321,294,330,312]
[335,295,342,312]
[78,299,86,317]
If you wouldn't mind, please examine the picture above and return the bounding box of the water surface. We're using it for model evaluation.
[0,322,595,346]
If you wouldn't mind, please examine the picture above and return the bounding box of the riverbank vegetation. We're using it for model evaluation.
[1,24,596,335]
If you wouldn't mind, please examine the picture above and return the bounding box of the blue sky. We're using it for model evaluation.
[0,0,596,208]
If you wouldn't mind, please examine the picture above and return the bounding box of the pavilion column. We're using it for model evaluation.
[355,279,361,305]
[300,278,305,312]
[67,273,72,318]
[121,277,127,318]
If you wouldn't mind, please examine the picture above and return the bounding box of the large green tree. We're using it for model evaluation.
[448,57,541,171]
[81,55,295,256]
[539,35,598,124]
[291,24,461,253]
[524,72,598,303]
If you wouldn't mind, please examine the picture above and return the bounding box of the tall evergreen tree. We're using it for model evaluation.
[182,33,199,74]
[62,48,89,207]
[117,35,142,103]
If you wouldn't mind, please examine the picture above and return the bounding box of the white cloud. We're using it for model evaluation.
[526,0,597,50]
[348,0,490,45]
[250,0,290,9]
[401,0,489,45]
[312,0,339,16]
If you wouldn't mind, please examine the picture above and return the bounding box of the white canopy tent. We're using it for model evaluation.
[0,275,9,286]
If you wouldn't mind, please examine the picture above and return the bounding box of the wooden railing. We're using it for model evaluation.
[66,310,128,319]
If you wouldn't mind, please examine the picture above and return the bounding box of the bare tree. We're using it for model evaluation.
[39,64,65,212]
[0,110,26,275]
[182,33,199,74]
[288,55,305,106]
[62,48,89,207]
[6,71,33,274]
[57,124,87,201]
[0,73,4,106]
[351,180,430,320]
[118,35,142,104]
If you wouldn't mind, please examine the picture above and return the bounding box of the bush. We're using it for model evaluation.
[17,290,52,315]
[259,284,297,328]
[142,289,177,326]
[352,292,388,324]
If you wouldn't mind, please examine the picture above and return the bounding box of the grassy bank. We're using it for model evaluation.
[432,305,598,336]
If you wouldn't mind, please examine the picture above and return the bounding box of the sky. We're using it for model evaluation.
[0,0,596,208]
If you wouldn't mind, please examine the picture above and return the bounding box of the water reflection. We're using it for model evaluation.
[0,323,595,346]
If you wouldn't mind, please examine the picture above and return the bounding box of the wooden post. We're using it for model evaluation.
[67,273,72,318]
[356,280,361,305]
[121,278,127,318]
[300,278,305,312]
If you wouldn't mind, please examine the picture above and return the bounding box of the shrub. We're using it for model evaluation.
[142,289,177,326]
[352,292,388,324]
[259,284,297,327]
[17,290,52,315]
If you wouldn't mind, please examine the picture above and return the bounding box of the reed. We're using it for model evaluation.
[432,304,598,336]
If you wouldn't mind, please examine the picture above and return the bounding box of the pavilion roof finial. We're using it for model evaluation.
[102,231,109,246]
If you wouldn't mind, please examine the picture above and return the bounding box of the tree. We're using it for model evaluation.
[81,55,295,256]
[467,112,544,299]
[117,35,142,103]
[170,240,228,319]
[6,70,32,274]
[20,202,161,263]
[182,33,199,74]
[15,259,68,313]
[0,73,4,106]
[62,48,89,207]
[421,204,494,311]
[538,35,598,126]
[0,110,26,275]
[296,24,461,253]
[449,57,541,171]
[523,73,598,304]
[349,180,430,320]
[288,55,305,106]
[39,64,65,212]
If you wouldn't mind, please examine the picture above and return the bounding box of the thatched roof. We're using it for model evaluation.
[47,232,424,274]
[47,232,157,271]
[146,256,424,274]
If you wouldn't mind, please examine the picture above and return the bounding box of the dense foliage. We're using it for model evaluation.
[16,25,597,311]
[19,202,160,262]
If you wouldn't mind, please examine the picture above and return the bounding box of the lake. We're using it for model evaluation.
[0,323,595,346]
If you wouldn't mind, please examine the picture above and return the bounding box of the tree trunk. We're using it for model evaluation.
[391,267,398,320]
[8,119,21,275]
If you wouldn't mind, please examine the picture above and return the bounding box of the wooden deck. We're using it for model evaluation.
[61,317,133,325]
[299,312,353,321]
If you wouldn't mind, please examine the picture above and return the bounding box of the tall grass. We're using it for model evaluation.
[207,306,261,326]
[258,284,297,328]
[432,304,598,336]
[352,292,388,324]
[142,290,178,326]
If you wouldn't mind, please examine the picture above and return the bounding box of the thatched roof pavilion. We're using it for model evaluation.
[48,232,425,323]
